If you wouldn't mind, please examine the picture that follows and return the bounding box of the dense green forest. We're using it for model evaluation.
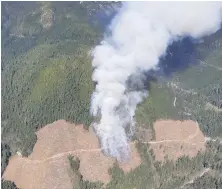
[1,2,222,189]
[1,180,19,189]
[1,1,112,157]
[1,2,116,186]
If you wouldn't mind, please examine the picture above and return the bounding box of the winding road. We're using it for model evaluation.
[19,124,204,165]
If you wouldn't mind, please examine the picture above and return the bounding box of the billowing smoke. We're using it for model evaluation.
[90,2,222,161]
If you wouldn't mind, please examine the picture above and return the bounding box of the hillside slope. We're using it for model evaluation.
[1,2,222,189]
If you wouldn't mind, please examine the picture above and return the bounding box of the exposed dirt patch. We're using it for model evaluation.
[3,120,141,189]
[3,119,204,188]
[3,155,73,189]
[150,120,206,161]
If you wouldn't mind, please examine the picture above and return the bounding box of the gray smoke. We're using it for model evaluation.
[90,2,222,161]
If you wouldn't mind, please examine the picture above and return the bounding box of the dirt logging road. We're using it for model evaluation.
[3,119,206,189]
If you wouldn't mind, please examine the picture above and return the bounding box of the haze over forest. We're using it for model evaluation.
[1,2,222,189]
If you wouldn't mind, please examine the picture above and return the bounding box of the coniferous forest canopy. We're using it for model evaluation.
[1,2,222,189]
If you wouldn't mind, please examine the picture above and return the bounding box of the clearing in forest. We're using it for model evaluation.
[3,119,206,189]
[150,120,206,161]
[2,120,141,189]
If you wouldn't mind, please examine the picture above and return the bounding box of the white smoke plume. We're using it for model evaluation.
[90,2,222,161]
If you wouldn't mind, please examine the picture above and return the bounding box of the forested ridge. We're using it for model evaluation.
[1,2,111,187]
[1,1,105,157]
[1,2,222,189]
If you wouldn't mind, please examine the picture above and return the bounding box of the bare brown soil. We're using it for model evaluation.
[2,119,206,189]
[150,120,206,162]
[3,120,141,189]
